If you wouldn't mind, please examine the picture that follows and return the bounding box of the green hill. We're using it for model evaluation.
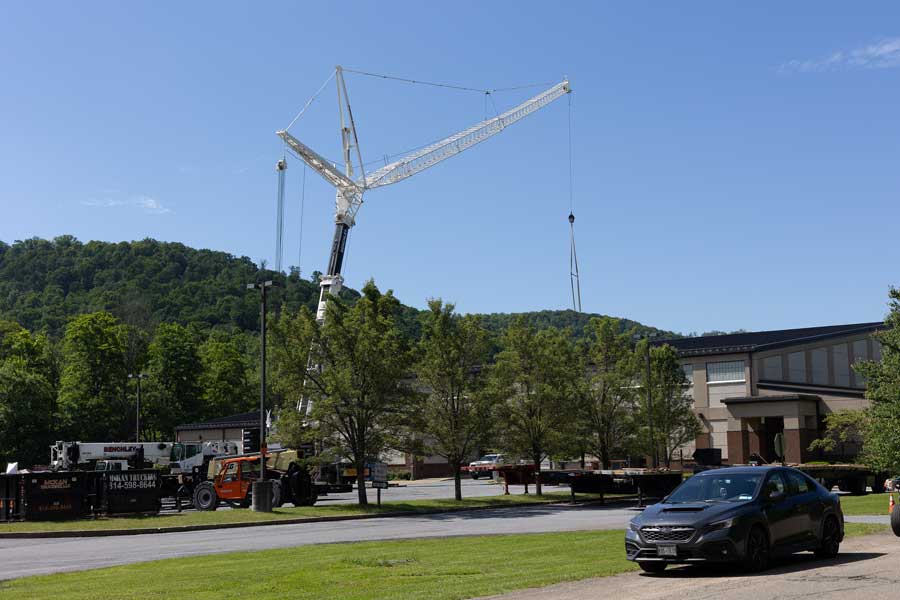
[0,236,670,339]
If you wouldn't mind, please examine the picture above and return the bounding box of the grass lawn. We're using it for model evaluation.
[0,491,612,534]
[0,524,887,599]
[844,522,889,537]
[838,493,896,516]
[0,530,636,600]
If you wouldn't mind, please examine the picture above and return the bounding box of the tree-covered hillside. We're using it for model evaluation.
[0,236,669,340]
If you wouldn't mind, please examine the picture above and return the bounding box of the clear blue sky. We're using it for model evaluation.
[2,2,898,334]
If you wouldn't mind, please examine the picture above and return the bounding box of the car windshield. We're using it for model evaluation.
[666,472,763,503]
[478,455,498,462]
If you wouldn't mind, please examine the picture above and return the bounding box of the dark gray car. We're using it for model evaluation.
[625,466,843,573]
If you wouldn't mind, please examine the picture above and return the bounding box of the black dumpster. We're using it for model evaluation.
[0,474,24,521]
[21,472,92,520]
[101,470,162,515]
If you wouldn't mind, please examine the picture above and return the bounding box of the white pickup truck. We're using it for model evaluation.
[467,454,509,479]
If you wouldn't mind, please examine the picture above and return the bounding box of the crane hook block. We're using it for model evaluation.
[276,159,287,171]
[568,212,575,224]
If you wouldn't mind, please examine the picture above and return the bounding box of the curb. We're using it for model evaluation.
[0,496,638,539]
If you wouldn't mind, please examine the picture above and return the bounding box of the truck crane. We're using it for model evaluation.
[277,67,571,413]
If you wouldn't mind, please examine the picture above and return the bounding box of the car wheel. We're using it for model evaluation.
[743,526,769,572]
[192,482,218,511]
[891,504,900,537]
[470,472,479,480]
[638,562,667,574]
[815,516,841,558]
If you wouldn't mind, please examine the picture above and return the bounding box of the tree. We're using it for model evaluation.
[415,300,493,501]
[488,317,579,495]
[58,312,130,441]
[304,281,414,505]
[809,409,868,461]
[0,321,56,467]
[143,323,202,438]
[199,333,254,418]
[0,357,55,467]
[856,288,900,474]
[640,343,701,468]
[582,317,639,469]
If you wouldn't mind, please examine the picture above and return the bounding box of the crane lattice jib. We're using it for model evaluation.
[363,80,570,190]
[277,130,360,194]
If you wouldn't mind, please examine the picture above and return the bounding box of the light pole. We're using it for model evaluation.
[128,373,148,442]
[247,280,278,512]
[634,332,659,469]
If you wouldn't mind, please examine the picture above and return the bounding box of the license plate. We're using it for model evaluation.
[657,545,678,557]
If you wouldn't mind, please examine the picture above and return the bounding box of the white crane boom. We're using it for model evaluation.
[364,80,571,190]
[276,69,571,415]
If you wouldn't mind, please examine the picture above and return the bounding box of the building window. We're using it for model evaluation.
[873,340,883,362]
[833,344,850,387]
[811,348,828,385]
[706,360,745,383]
[762,356,782,381]
[788,351,806,383]
[682,364,693,386]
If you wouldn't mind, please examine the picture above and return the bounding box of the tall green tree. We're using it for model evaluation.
[856,288,900,474]
[638,343,700,468]
[0,321,57,467]
[415,300,493,501]
[582,317,639,468]
[488,318,579,495]
[0,357,55,467]
[304,281,415,505]
[199,333,254,418]
[143,322,202,438]
[58,312,130,441]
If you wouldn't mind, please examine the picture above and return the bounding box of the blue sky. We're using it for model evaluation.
[2,2,899,334]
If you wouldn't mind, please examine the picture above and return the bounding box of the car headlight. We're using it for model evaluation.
[629,520,641,532]
[706,518,735,532]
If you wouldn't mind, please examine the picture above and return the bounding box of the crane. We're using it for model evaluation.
[277,66,571,326]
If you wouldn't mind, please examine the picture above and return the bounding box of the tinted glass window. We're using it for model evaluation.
[785,470,811,495]
[764,472,787,497]
[667,472,762,503]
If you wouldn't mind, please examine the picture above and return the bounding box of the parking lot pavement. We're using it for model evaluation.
[318,477,513,504]
[480,533,900,600]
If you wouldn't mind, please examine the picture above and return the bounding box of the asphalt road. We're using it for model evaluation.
[1,475,889,583]
[320,477,513,504]
[482,532,900,600]
[0,502,636,580]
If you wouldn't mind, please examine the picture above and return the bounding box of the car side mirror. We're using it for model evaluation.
[768,490,785,503]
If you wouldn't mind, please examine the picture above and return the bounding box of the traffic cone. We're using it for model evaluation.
[889,493,895,515]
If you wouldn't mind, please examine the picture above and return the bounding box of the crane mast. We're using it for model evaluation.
[278,68,570,328]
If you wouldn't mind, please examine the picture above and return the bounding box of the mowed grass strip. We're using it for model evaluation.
[843,522,889,537]
[0,530,636,600]
[837,493,896,516]
[0,491,612,533]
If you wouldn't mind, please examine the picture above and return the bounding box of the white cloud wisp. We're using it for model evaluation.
[780,37,900,73]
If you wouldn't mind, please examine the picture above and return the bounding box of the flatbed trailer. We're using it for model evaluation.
[792,463,888,496]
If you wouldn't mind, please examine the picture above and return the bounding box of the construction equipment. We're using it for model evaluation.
[277,67,571,413]
[191,451,316,510]
[49,441,239,474]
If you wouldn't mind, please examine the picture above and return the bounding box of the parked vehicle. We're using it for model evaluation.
[50,440,239,475]
[625,466,844,573]
[192,452,317,510]
[468,454,508,479]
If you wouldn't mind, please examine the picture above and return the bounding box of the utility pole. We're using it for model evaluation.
[128,373,148,442]
[247,279,278,512]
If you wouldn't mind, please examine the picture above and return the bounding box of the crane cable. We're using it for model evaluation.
[285,69,337,131]
[567,92,582,313]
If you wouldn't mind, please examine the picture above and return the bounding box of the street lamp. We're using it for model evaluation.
[128,373,148,442]
[247,279,278,512]
[633,332,660,469]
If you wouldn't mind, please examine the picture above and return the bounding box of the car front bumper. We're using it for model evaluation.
[625,527,745,564]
